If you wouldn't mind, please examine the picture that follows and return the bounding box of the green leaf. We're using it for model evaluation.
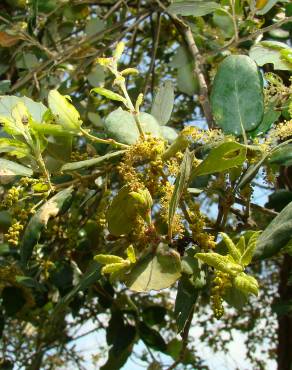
[101,312,136,370]
[250,104,281,136]
[213,8,234,39]
[236,154,267,190]
[211,55,264,135]
[91,87,127,103]
[30,122,72,136]
[21,187,73,265]
[168,0,220,17]
[94,254,125,264]
[175,275,199,332]
[142,306,166,326]
[0,95,47,122]
[126,245,181,292]
[61,150,125,171]
[139,322,167,352]
[249,41,292,71]
[255,201,292,259]
[151,81,174,125]
[0,158,33,184]
[48,90,82,131]
[0,138,30,158]
[168,149,194,239]
[194,142,246,176]
[53,261,101,316]
[107,186,152,236]
[104,108,162,145]
[269,145,292,166]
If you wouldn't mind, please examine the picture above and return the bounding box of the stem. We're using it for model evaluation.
[119,82,146,139]
[80,127,130,149]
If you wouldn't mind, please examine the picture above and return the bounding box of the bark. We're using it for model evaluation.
[277,255,292,370]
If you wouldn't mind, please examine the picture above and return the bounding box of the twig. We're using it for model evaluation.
[143,12,162,97]
[234,197,278,216]
[156,0,214,128]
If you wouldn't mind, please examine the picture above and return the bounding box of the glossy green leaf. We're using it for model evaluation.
[104,108,162,145]
[126,245,181,292]
[48,90,82,131]
[0,158,33,184]
[151,81,174,125]
[168,149,194,239]
[194,142,246,176]
[249,41,292,71]
[255,201,292,259]
[211,55,264,135]
[213,8,234,39]
[91,87,127,103]
[177,63,198,96]
[168,0,220,16]
[139,322,167,352]
[175,275,199,332]
[21,187,73,265]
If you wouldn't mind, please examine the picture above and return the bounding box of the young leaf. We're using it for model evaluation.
[94,254,125,264]
[233,273,259,296]
[255,201,292,259]
[168,149,194,239]
[195,252,243,275]
[220,232,241,262]
[151,81,174,125]
[0,95,46,122]
[240,231,261,266]
[91,87,127,104]
[211,55,264,136]
[48,90,82,131]
[21,187,73,265]
[194,142,246,177]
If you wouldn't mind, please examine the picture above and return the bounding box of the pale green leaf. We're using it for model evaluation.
[0,138,30,158]
[151,81,174,125]
[104,108,162,145]
[195,252,243,275]
[0,158,33,184]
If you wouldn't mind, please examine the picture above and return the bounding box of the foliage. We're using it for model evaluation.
[0,0,292,369]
